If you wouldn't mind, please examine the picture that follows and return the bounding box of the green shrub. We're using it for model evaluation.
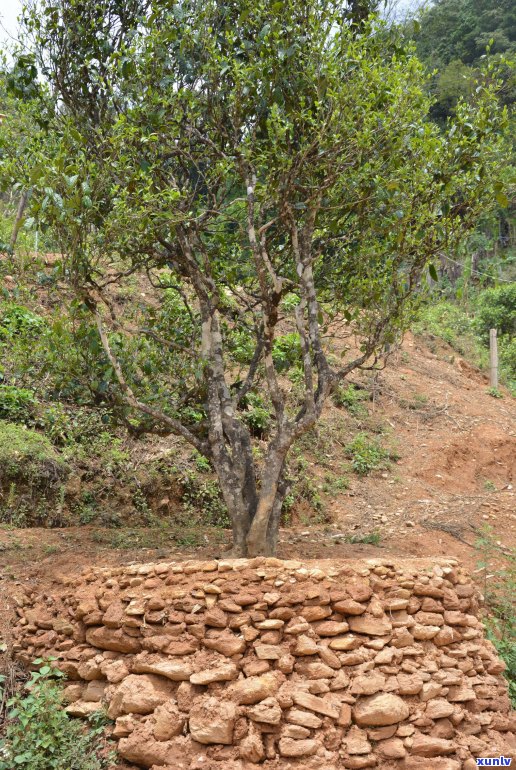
[413,301,477,349]
[179,470,229,528]
[475,526,516,707]
[0,386,38,424]
[346,530,381,545]
[0,423,68,525]
[473,284,516,341]
[0,664,109,770]
[0,304,45,339]
[345,432,391,475]
[415,292,515,392]
[272,333,302,372]
[242,392,271,437]
[332,384,369,416]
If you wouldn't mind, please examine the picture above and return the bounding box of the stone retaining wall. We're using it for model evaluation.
[9,557,516,769]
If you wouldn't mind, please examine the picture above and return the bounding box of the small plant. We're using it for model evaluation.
[192,451,211,473]
[242,392,271,437]
[0,423,69,526]
[0,662,109,770]
[484,479,497,492]
[0,386,38,424]
[179,470,229,527]
[0,304,45,339]
[332,384,370,417]
[475,526,516,707]
[346,530,382,546]
[345,432,391,475]
[486,387,503,399]
[323,472,350,495]
[271,333,302,372]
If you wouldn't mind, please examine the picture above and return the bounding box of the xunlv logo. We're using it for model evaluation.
[476,759,512,767]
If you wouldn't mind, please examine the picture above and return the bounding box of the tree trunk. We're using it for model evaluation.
[246,451,287,557]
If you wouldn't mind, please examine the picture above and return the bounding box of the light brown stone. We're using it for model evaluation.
[351,672,386,696]
[239,724,265,763]
[345,725,371,755]
[65,700,102,718]
[314,621,350,636]
[338,703,352,727]
[329,635,362,651]
[377,737,407,758]
[425,698,455,720]
[292,691,339,719]
[190,662,239,684]
[286,708,323,729]
[132,653,193,681]
[300,605,332,622]
[107,674,175,719]
[85,626,141,653]
[348,615,392,636]
[248,697,282,724]
[229,673,279,705]
[189,696,237,744]
[255,644,282,660]
[410,733,455,757]
[152,702,186,741]
[204,633,246,656]
[334,599,367,615]
[294,634,319,655]
[353,693,410,727]
[278,737,318,757]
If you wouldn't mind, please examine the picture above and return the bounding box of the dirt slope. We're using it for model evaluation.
[0,331,514,593]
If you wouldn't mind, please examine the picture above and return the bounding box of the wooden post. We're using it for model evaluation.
[489,329,498,389]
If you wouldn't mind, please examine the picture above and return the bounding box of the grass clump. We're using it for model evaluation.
[0,663,112,770]
[346,530,382,545]
[345,432,393,475]
[0,386,38,424]
[475,526,516,707]
[332,384,369,417]
[0,423,68,526]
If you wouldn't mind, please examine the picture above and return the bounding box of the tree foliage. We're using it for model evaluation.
[0,0,509,554]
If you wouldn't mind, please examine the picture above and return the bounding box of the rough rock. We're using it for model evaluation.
[107,674,175,718]
[189,696,237,744]
[353,693,410,726]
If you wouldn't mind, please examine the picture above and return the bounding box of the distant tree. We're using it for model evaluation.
[416,0,515,70]
[4,0,508,555]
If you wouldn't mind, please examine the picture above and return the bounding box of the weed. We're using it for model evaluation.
[475,526,516,707]
[272,333,302,372]
[399,392,429,410]
[486,387,503,399]
[345,432,391,475]
[323,472,350,495]
[179,470,229,528]
[332,384,369,417]
[484,480,497,492]
[42,544,61,555]
[0,663,110,770]
[346,530,382,545]
[192,452,211,473]
[242,392,271,437]
[0,386,38,424]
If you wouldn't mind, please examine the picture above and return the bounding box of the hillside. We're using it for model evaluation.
[1,328,513,585]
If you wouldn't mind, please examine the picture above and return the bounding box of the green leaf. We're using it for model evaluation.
[428,264,438,282]
[495,190,509,208]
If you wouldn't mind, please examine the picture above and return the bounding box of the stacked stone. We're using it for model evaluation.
[9,557,515,770]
